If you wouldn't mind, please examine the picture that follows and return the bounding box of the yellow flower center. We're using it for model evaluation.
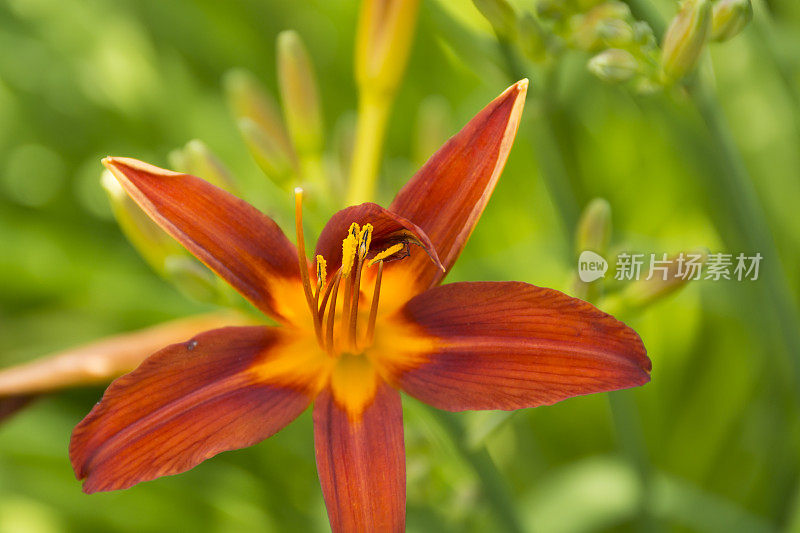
[278,188,435,419]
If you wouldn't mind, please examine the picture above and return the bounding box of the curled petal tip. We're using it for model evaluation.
[515,78,529,91]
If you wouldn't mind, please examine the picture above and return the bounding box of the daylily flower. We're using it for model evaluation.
[70,80,650,532]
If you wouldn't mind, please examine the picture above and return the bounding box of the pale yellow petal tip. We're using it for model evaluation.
[517,78,529,90]
[102,157,182,177]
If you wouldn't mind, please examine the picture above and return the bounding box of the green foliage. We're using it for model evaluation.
[0,0,799,531]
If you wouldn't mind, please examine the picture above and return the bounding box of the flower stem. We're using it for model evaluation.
[688,78,800,399]
[427,407,525,533]
[346,96,392,204]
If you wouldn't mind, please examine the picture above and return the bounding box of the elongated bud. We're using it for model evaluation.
[238,118,295,188]
[661,0,712,82]
[163,255,224,303]
[572,199,612,302]
[355,0,420,99]
[602,250,708,315]
[277,30,323,158]
[518,13,549,62]
[576,198,612,256]
[472,0,517,40]
[168,140,236,192]
[588,48,639,82]
[101,169,182,275]
[223,69,297,168]
[711,0,752,42]
[103,169,225,303]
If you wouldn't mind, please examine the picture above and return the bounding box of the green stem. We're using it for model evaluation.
[608,391,661,532]
[346,96,392,204]
[688,80,800,401]
[496,37,580,243]
[428,407,525,533]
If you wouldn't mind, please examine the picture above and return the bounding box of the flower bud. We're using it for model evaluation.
[223,68,296,170]
[711,0,752,42]
[237,118,295,189]
[277,30,323,157]
[661,0,712,82]
[472,0,517,40]
[602,249,708,315]
[355,0,420,100]
[102,170,224,303]
[572,199,612,303]
[570,2,632,51]
[101,169,182,274]
[168,140,236,192]
[576,198,612,256]
[588,48,639,82]
[163,255,224,304]
[518,13,549,63]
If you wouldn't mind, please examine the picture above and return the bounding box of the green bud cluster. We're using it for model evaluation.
[473,0,753,92]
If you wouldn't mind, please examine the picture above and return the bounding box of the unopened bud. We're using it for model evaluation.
[518,13,549,63]
[633,20,657,49]
[163,255,224,303]
[101,170,182,274]
[223,69,297,171]
[603,250,708,315]
[711,0,752,42]
[238,118,295,189]
[355,0,420,100]
[576,198,612,256]
[168,140,236,192]
[661,0,712,82]
[570,2,633,51]
[102,169,224,303]
[588,49,639,82]
[472,0,517,40]
[277,30,323,157]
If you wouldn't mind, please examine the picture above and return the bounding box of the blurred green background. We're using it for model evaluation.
[1,0,800,531]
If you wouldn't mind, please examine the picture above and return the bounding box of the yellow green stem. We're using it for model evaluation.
[346,95,392,204]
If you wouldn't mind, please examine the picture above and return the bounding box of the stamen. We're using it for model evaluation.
[365,260,383,344]
[325,275,341,354]
[345,223,373,350]
[347,257,364,350]
[317,269,341,319]
[341,223,359,279]
[294,188,322,341]
[315,255,327,296]
[357,224,373,260]
[340,223,360,336]
[368,243,405,266]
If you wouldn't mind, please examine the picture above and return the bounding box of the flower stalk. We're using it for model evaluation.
[347,0,420,203]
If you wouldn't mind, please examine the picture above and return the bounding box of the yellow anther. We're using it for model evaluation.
[357,223,373,259]
[315,255,327,286]
[368,243,405,266]
[341,223,360,277]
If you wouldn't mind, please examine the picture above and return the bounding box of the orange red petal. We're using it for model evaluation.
[314,381,405,533]
[387,80,528,294]
[103,157,301,323]
[70,326,312,493]
[389,282,650,411]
